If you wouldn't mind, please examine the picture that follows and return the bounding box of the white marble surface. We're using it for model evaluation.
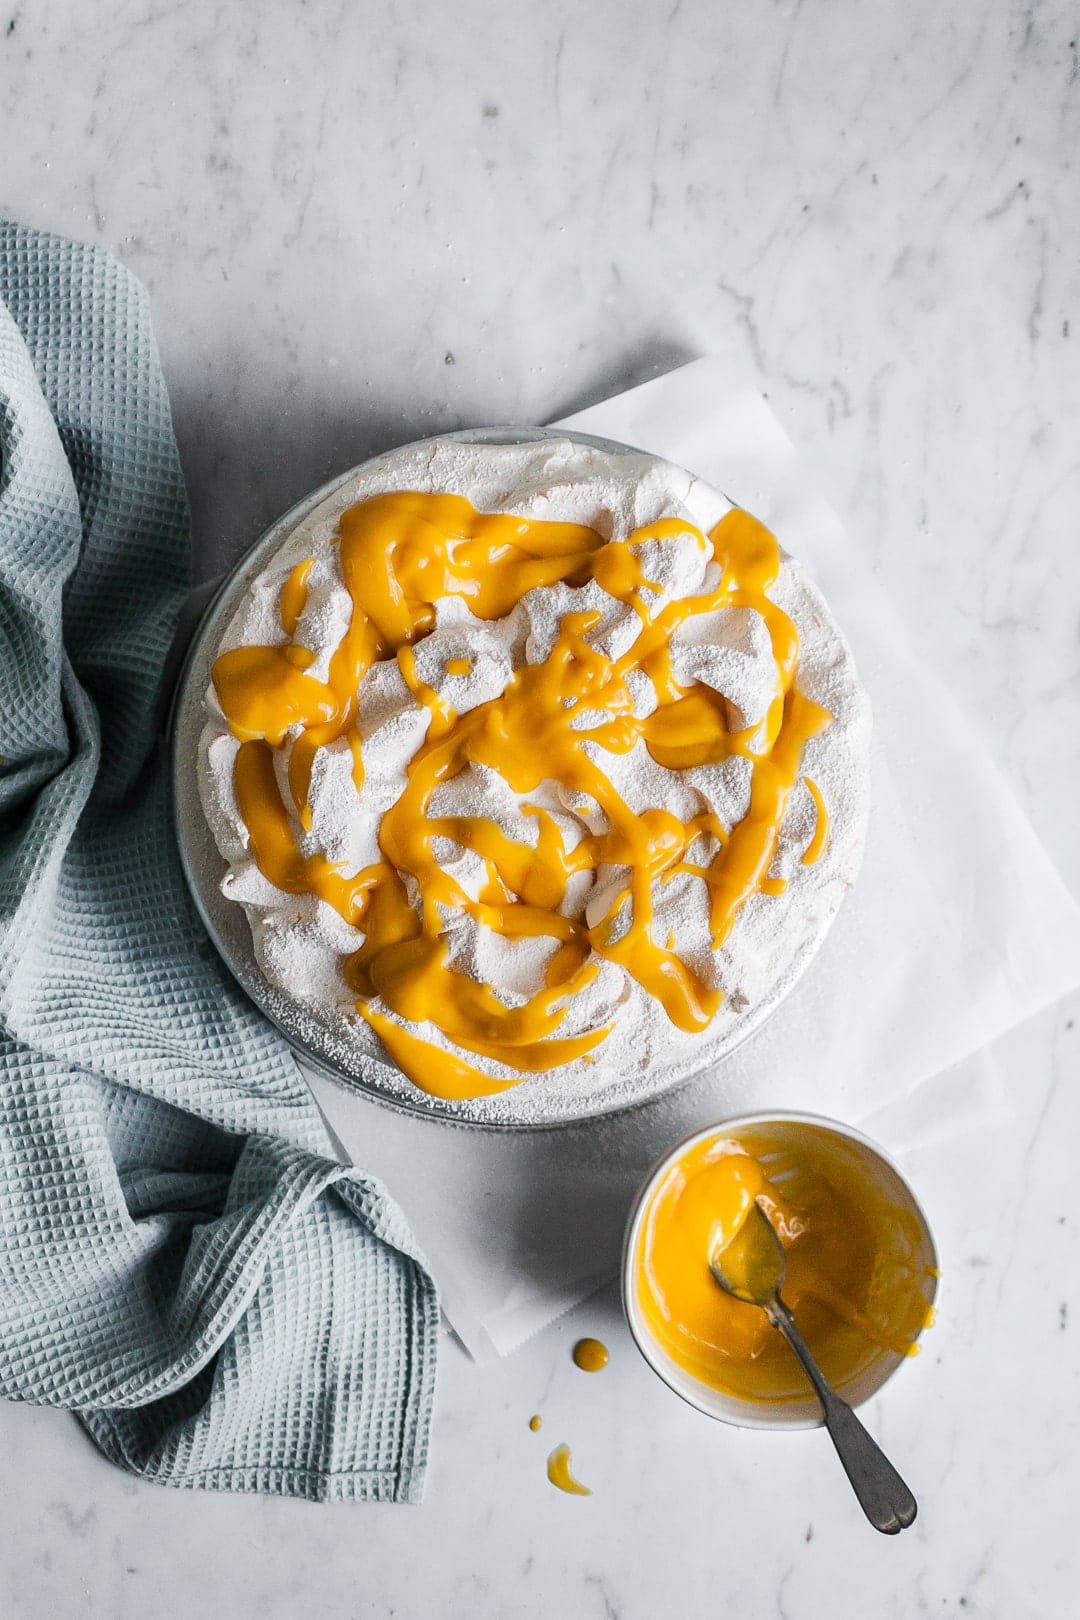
[2,2,1079,1615]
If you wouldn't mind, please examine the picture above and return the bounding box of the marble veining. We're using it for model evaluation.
[2,1,1079,1615]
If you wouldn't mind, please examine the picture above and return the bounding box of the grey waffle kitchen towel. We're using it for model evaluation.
[0,223,438,1501]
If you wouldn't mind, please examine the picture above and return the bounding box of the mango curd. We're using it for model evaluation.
[211,491,832,1100]
[546,1443,592,1497]
[634,1122,936,1406]
[572,1337,610,1372]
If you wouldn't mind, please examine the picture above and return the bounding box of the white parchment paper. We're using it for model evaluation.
[304,357,1080,1360]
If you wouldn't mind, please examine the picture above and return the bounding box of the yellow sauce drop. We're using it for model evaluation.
[446,656,473,676]
[546,1443,592,1496]
[635,1123,937,1404]
[528,1414,542,1432]
[212,492,834,1100]
[572,1337,609,1372]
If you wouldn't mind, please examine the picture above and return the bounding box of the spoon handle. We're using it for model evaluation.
[768,1298,918,1535]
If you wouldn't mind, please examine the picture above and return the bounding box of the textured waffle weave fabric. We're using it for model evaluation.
[0,224,437,1501]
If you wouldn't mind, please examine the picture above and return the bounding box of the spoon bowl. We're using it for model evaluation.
[707,1199,786,1306]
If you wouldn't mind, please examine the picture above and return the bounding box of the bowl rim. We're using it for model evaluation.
[620,1109,940,1430]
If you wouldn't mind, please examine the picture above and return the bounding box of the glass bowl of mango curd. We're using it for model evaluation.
[622,1112,939,1429]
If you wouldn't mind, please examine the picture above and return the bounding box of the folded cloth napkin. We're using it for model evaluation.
[0,224,437,1501]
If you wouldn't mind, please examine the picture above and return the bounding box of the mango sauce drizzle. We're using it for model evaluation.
[212,492,831,1099]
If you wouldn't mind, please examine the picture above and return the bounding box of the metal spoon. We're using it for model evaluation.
[709,1200,918,1535]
